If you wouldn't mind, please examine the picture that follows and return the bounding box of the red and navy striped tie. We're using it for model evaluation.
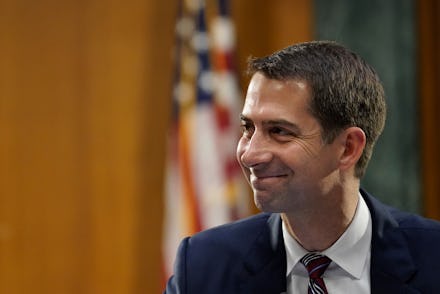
[300,252,332,294]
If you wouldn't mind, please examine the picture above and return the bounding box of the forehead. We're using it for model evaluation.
[242,73,313,120]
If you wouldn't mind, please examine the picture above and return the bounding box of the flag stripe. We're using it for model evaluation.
[162,0,249,281]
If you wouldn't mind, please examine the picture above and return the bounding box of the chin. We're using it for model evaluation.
[253,193,282,213]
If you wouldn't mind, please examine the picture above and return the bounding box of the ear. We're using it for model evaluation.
[338,127,366,172]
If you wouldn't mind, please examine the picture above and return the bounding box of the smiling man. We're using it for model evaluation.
[164,41,440,294]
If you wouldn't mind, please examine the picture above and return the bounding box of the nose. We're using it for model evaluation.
[237,132,273,168]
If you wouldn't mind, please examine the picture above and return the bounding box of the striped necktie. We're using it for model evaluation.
[300,252,332,294]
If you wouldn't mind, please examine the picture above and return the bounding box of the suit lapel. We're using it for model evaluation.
[362,190,419,294]
[239,213,286,294]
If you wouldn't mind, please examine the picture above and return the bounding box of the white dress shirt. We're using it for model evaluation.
[282,193,372,293]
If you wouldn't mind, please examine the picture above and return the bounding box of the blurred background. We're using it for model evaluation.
[0,0,439,293]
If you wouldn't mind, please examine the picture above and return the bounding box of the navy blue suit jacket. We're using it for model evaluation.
[164,189,440,293]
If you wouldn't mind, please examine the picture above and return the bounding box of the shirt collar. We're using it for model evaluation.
[282,192,372,279]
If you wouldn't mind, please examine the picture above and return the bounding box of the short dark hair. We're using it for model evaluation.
[247,40,386,178]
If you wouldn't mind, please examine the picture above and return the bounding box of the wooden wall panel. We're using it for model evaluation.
[232,0,313,88]
[0,0,311,293]
[0,1,90,293]
[419,0,440,219]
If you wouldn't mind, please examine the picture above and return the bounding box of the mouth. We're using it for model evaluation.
[251,171,288,179]
[250,173,287,189]
[254,174,285,179]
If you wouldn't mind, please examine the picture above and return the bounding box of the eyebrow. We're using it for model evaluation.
[239,114,301,131]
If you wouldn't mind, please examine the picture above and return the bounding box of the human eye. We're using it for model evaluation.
[270,126,294,137]
[240,120,254,138]
[269,126,298,142]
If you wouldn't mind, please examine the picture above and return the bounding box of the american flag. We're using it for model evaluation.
[162,0,249,280]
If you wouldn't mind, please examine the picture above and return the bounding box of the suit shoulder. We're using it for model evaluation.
[167,213,280,293]
[391,208,440,231]
[387,207,440,250]
[182,212,276,262]
[362,188,440,233]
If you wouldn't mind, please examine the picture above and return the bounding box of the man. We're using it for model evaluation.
[164,41,440,293]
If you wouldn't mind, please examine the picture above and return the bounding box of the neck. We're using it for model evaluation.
[281,184,360,252]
